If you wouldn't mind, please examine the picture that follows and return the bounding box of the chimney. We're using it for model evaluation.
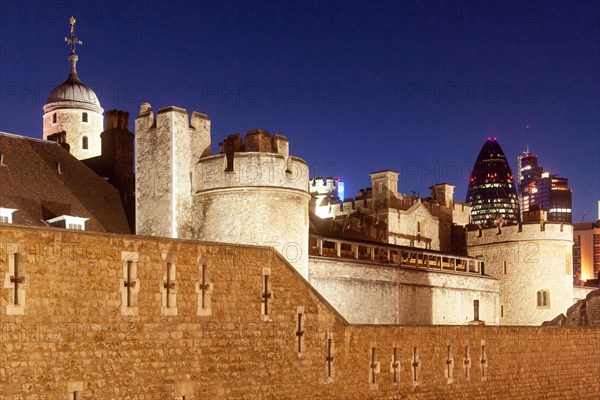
[47,131,70,152]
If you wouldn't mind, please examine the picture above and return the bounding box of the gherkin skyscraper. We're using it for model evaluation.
[466,138,520,227]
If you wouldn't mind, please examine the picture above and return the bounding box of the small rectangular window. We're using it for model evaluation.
[82,112,88,122]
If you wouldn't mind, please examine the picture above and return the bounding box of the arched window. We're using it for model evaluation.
[82,136,88,150]
[82,112,88,122]
[536,290,549,307]
[53,113,57,123]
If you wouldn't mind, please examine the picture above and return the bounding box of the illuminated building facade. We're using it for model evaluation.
[466,138,520,227]
[517,152,543,213]
[517,152,572,223]
[573,220,600,282]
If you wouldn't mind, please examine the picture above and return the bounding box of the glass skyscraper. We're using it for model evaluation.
[517,151,572,223]
[466,138,520,227]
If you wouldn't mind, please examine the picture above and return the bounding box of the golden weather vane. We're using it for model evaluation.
[64,16,83,54]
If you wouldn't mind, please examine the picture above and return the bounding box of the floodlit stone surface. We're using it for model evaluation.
[468,222,574,325]
[1,224,599,398]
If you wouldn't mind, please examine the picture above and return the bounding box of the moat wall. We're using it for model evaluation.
[1,225,599,399]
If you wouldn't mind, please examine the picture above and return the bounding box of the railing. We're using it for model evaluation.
[310,235,485,275]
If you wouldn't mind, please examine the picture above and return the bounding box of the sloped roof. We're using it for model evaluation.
[0,132,130,234]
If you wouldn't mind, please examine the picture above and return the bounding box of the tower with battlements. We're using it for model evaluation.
[467,213,574,325]
[135,103,211,239]
[194,130,310,278]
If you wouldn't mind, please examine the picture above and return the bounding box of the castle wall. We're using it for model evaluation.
[467,223,574,325]
[194,152,309,278]
[135,104,210,239]
[387,203,441,250]
[573,285,597,302]
[1,225,599,399]
[309,256,499,325]
[42,106,103,159]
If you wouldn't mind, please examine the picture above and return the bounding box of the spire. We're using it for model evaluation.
[64,16,83,84]
[525,124,530,154]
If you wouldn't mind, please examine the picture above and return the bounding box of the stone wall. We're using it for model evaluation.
[194,152,310,278]
[1,225,599,399]
[387,202,441,250]
[135,103,211,239]
[574,285,597,302]
[546,289,600,327]
[42,106,103,160]
[467,222,574,325]
[309,256,499,325]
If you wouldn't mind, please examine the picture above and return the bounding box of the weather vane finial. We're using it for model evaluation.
[64,16,83,54]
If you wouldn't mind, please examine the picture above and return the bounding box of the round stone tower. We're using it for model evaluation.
[194,130,310,278]
[467,216,574,325]
[43,17,103,160]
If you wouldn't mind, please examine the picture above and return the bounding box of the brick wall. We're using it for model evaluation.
[1,225,598,399]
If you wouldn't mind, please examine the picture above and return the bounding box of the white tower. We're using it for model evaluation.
[42,17,103,160]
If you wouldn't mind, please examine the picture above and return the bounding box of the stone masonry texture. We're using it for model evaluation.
[1,224,599,399]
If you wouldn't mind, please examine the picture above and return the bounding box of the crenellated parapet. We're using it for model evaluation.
[135,103,211,239]
[195,153,308,194]
[467,221,574,325]
[310,178,471,252]
[467,221,574,245]
[193,129,310,278]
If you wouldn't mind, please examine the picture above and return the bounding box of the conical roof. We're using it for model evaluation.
[466,138,520,227]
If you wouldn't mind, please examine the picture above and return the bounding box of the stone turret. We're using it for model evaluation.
[135,103,211,238]
[467,219,574,325]
[194,130,310,278]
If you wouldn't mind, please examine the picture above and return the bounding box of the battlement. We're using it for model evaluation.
[135,103,210,138]
[135,102,211,238]
[219,130,289,158]
[313,183,470,221]
[194,152,309,194]
[467,221,574,244]
[309,177,339,196]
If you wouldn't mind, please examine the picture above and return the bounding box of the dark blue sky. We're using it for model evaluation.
[1,0,599,220]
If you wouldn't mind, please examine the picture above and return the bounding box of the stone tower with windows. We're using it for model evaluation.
[467,212,574,325]
[43,17,103,160]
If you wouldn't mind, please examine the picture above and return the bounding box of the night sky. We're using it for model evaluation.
[1,0,599,221]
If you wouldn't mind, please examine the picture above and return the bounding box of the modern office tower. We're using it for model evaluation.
[517,152,543,213]
[538,173,572,222]
[466,138,520,227]
[573,220,600,282]
[517,151,572,223]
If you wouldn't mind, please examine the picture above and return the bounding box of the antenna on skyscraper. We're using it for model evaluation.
[525,124,530,154]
